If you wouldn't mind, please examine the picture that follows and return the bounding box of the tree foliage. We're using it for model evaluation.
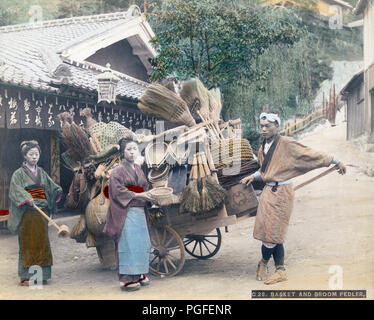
[150,0,303,88]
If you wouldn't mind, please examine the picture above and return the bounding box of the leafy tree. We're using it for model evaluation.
[149,0,303,88]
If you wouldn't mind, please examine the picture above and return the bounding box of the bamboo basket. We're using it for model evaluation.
[149,187,174,202]
[145,141,169,169]
[148,163,170,188]
[210,138,254,170]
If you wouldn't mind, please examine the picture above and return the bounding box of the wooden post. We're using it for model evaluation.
[323,92,326,119]
[333,84,336,125]
[329,87,333,124]
[50,131,60,185]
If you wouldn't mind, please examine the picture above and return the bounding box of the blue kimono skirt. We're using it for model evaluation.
[118,207,151,275]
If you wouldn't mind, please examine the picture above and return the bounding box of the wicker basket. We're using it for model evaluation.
[145,141,169,169]
[148,163,170,188]
[210,138,254,170]
[149,187,174,202]
[88,121,134,151]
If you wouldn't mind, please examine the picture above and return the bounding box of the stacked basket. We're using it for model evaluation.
[210,138,254,171]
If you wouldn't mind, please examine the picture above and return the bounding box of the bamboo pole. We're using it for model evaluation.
[294,165,338,191]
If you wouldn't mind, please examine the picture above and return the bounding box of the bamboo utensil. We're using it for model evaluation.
[180,154,201,213]
[33,204,70,238]
[200,153,226,210]
[294,165,339,191]
[138,83,196,127]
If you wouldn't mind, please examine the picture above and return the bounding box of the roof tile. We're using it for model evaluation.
[0,8,149,99]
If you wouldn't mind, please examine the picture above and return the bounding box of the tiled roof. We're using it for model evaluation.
[0,8,149,100]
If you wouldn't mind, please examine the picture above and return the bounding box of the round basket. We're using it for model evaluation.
[149,187,174,202]
[148,163,170,187]
[145,141,169,168]
[85,195,110,235]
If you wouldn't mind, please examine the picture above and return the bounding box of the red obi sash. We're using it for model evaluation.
[125,184,144,193]
[102,184,144,199]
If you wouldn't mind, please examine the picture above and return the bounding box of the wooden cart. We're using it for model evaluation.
[148,183,259,277]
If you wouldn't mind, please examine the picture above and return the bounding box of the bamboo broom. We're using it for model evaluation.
[180,154,201,214]
[201,152,226,208]
[138,83,196,127]
[197,153,215,213]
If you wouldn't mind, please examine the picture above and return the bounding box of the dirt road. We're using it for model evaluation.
[1,114,373,300]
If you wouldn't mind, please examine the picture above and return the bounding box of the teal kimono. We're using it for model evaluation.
[8,164,62,281]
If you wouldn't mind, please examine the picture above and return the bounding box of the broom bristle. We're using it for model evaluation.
[179,78,210,121]
[181,180,201,213]
[70,214,87,243]
[70,123,94,158]
[139,83,196,126]
[200,179,216,212]
[205,176,226,206]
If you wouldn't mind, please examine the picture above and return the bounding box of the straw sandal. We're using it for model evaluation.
[264,270,287,285]
[139,274,150,286]
[19,280,30,286]
[19,279,49,286]
[256,260,269,281]
[120,281,141,291]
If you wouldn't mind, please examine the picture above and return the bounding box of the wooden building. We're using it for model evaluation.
[0,6,160,213]
[340,70,365,139]
[353,0,374,138]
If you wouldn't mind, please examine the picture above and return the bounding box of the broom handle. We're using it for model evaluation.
[92,134,102,152]
[89,137,98,153]
[197,153,206,179]
[33,204,63,232]
[201,153,211,176]
[196,110,219,139]
[294,165,338,191]
[205,143,220,183]
[191,155,198,180]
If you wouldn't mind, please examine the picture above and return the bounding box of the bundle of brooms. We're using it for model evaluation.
[180,154,200,213]
[138,83,196,127]
[198,153,226,213]
[58,112,94,165]
[180,152,226,215]
[179,78,211,122]
[179,78,223,125]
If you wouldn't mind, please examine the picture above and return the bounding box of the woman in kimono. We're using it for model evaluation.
[8,140,62,286]
[241,113,346,285]
[103,137,155,291]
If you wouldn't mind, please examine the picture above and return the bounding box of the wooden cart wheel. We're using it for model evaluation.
[183,228,222,259]
[149,225,185,277]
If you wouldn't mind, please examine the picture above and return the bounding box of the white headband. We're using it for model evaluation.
[260,112,281,126]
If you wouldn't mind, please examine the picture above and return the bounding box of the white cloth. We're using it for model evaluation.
[260,112,281,126]
[262,241,277,249]
[263,140,273,155]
